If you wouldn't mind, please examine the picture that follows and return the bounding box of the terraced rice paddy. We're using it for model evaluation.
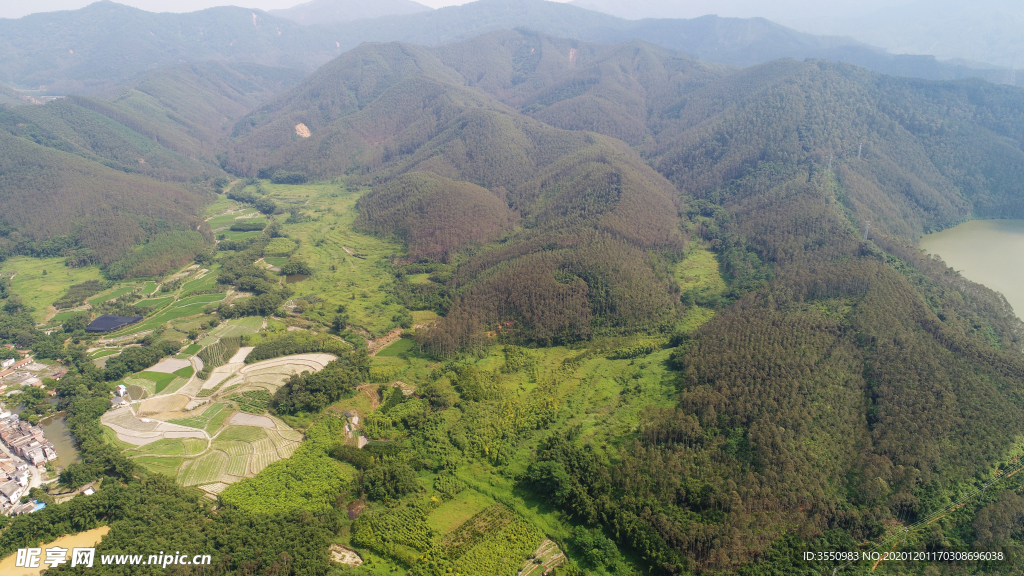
[113,293,226,336]
[103,348,333,495]
[169,403,228,429]
[179,451,229,486]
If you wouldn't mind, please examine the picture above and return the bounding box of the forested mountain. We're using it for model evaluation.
[0,61,304,274]
[1,0,1018,98]
[0,1,341,95]
[268,0,431,26]
[0,129,208,269]
[214,32,1024,571]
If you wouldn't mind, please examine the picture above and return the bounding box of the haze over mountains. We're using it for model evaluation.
[573,0,1024,70]
[268,0,430,26]
[1,0,1020,97]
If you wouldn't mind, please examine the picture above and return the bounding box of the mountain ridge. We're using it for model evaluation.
[1,0,1019,97]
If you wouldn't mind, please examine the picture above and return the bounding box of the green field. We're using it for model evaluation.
[206,207,258,229]
[134,456,183,477]
[114,293,226,336]
[176,344,201,359]
[426,489,494,535]
[376,338,416,357]
[264,257,289,267]
[178,451,228,486]
[255,183,407,335]
[220,229,264,242]
[180,267,220,296]
[142,281,157,294]
[89,348,121,359]
[88,285,137,305]
[205,406,233,434]
[210,317,263,338]
[0,256,104,322]
[169,403,229,429]
[136,296,174,308]
[216,426,267,443]
[139,371,176,392]
[51,309,90,323]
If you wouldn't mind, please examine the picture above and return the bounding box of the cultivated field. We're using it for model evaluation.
[102,350,337,496]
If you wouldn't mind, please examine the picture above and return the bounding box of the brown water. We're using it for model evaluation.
[920,219,1024,319]
[39,414,81,469]
[285,273,310,284]
[0,526,109,575]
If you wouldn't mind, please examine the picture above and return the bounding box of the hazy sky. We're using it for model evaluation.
[0,0,566,19]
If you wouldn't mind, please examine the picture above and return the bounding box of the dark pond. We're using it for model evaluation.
[285,273,310,284]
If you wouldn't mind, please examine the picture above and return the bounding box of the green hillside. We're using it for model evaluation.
[0,130,209,269]
[0,61,307,275]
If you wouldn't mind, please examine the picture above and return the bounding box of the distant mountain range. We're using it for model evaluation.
[0,0,1018,96]
[572,0,1024,70]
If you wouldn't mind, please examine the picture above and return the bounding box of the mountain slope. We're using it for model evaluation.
[0,129,208,270]
[269,0,431,26]
[227,34,1024,572]
[0,61,303,274]
[228,40,687,347]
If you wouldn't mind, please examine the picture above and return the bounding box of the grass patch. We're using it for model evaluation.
[411,310,438,326]
[676,244,726,298]
[0,256,103,322]
[427,489,495,535]
[142,281,158,295]
[677,306,715,334]
[264,257,289,267]
[136,371,177,394]
[89,348,121,359]
[176,344,201,359]
[173,366,194,379]
[376,338,416,357]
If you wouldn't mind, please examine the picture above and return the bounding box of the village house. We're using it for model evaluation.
[0,413,57,467]
[0,480,23,505]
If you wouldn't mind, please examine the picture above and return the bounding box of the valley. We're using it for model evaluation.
[1,10,1024,576]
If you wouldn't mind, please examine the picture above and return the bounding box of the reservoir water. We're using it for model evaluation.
[920,219,1024,319]
[39,414,81,469]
